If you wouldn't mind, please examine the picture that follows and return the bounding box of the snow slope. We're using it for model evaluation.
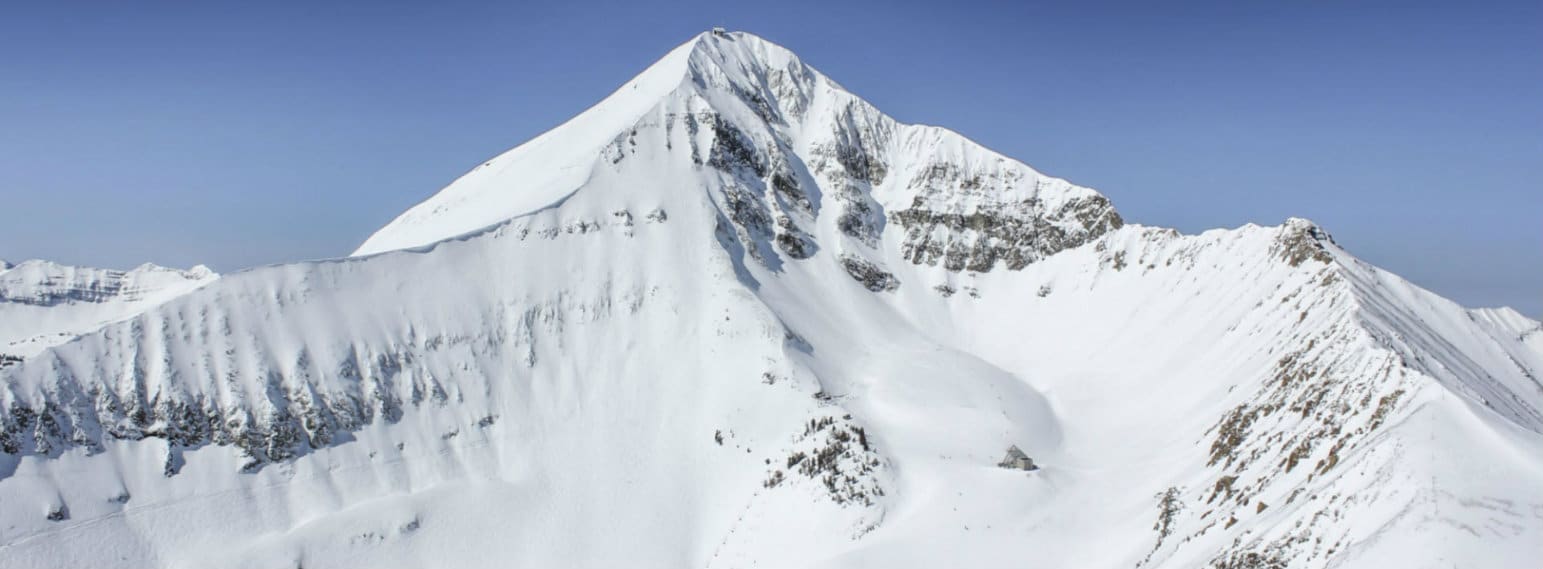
[2,31,1539,568]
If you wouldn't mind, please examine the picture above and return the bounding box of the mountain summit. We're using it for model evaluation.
[353,31,1120,264]
[3,31,1540,569]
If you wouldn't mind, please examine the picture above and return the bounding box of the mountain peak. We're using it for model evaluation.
[681,29,823,86]
[353,30,1111,259]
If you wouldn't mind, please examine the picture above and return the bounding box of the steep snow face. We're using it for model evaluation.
[2,31,1541,569]
[0,261,216,358]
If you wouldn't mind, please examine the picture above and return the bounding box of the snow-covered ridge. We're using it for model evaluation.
[0,260,213,307]
[0,260,217,359]
[900,217,1543,567]
[1333,245,1543,433]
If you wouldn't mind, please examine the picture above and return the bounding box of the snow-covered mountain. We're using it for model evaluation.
[2,31,1539,569]
[0,260,216,359]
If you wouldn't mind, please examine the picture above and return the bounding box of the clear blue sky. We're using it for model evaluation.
[2,0,1538,315]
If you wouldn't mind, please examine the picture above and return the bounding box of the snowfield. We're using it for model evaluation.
[2,31,1540,568]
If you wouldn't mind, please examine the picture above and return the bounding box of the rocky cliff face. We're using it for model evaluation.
[891,170,1123,272]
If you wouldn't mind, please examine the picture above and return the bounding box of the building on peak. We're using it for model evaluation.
[998,445,1038,471]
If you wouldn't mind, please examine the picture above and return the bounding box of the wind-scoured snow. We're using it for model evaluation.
[2,31,1539,569]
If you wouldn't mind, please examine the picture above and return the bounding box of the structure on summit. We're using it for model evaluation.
[998,445,1038,471]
